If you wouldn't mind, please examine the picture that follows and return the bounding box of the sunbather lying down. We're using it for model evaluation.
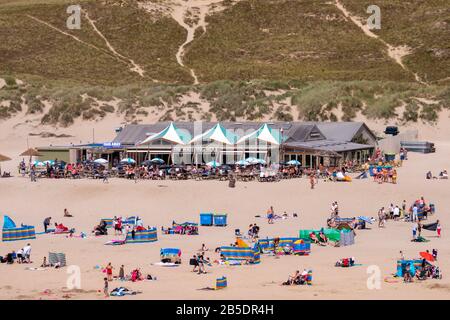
[335,257,355,267]
[309,232,327,246]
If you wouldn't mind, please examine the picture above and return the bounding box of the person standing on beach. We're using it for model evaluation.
[30,165,36,182]
[267,207,274,224]
[378,207,385,228]
[309,174,315,189]
[106,262,113,281]
[43,217,51,233]
[103,277,109,297]
[119,265,125,280]
[437,220,441,238]
[412,204,418,222]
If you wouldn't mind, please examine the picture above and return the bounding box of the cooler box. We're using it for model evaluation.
[200,213,213,226]
[214,214,227,226]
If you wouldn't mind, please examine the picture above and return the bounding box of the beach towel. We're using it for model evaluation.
[411,236,429,242]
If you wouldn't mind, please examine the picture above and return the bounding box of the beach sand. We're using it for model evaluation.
[0,114,449,300]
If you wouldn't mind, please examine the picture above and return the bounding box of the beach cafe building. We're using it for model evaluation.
[90,121,376,168]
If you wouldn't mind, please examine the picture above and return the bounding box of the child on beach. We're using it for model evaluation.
[64,208,73,217]
[104,277,109,297]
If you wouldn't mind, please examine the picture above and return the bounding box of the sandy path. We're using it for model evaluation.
[83,10,146,78]
[26,15,147,79]
[139,0,236,85]
[334,1,426,85]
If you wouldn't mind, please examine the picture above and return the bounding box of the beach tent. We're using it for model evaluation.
[189,123,238,145]
[2,215,36,242]
[139,122,189,146]
[125,228,158,243]
[237,123,280,145]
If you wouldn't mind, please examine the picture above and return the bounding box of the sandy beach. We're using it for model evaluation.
[0,119,449,299]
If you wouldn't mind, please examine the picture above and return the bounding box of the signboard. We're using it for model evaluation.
[103,142,122,148]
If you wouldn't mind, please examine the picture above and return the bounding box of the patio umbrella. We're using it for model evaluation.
[235,160,249,166]
[94,158,108,165]
[206,160,220,168]
[151,158,165,164]
[20,148,42,157]
[255,158,266,165]
[287,160,301,166]
[419,251,435,262]
[32,160,45,167]
[0,153,11,162]
[120,158,136,164]
[245,157,258,164]
[0,153,11,175]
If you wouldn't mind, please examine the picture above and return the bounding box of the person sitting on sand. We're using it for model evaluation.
[41,256,50,268]
[309,232,323,246]
[318,231,328,245]
[404,265,413,283]
[64,208,73,217]
[286,270,300,285]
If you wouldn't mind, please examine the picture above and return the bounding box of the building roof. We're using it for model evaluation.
[113,122,326,146]
[284,140,374,153]
[304,122,376,142]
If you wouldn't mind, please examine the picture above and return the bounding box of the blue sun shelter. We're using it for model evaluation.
[2,215,36,242]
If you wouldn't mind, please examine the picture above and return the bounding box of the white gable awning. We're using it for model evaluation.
[189,123,236,145]
[138,122,186,145]
[237,123,280,145]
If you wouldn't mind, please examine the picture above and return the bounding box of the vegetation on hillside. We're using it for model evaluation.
[1,75,448,127]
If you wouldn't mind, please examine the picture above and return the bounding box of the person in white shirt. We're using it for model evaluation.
[22,244,31,263]
[393,206,400,220]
